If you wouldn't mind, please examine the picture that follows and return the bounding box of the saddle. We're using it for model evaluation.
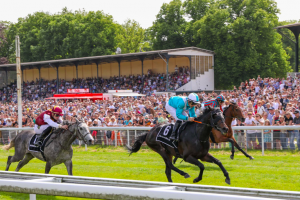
[28,132,54,161]
[156,124,175,147]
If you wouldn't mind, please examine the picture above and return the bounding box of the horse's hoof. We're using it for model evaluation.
[193,178,201,183]
[230,155,234,160]
[249,156,254,160]
[225,178,231,185]
[184,174,190,179]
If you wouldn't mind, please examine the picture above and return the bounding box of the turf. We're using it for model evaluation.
[0,145,299,199]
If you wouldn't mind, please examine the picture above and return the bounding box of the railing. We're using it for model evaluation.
[0,171,299,200]
[232,126,300,156]
[1,126,299,156]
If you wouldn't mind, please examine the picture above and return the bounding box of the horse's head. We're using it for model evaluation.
[206,106,228,134]
[225,102,245,122]
[69,118,94,144]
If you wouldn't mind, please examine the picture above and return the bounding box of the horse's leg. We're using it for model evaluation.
[228,138,235,160]
[232,137,254,160]
[45,162,52,174]
[157,149,189,182]
[64,160,73,175]
[5,154,24,171]
[184,155,205,183]
[5,156,13,171]
[15,154,34,172]
[201,153,230,185]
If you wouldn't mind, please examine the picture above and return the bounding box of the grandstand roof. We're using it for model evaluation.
[0,47,214,71]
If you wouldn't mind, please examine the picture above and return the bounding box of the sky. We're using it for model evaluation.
[1,0,300,28]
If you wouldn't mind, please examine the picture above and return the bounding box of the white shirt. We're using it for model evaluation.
[272,102,279,110]
[44,114,62,128]
[108,121,117,126]
[257,106,265,115]
[245,117,256,134]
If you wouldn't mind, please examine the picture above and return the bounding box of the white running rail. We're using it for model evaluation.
[0,171,298,200]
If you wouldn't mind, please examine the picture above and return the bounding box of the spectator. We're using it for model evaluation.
[235,119,245,148]
[272,110,281,149]
[293,110,300,150]
[263,120,272,150]
[245,112,256,149]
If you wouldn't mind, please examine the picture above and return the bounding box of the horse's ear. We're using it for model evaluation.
[208,105,212,110]
[75,118,80,123]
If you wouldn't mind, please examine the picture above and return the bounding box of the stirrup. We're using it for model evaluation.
[34,141,42,147]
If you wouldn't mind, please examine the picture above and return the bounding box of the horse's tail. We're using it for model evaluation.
[125,132,148,156]
[2,136,16,151]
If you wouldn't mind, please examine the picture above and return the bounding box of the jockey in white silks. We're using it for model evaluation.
[165,93,200,141]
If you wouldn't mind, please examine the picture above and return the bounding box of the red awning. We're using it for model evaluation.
[45,96,103,100]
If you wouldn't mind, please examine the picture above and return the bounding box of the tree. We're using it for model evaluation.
[115,19,150,53]
[0,22,9,64]
[149,0,186,50]
[3,8,120,62]
[194,0,291,89]
[183,0,212,46]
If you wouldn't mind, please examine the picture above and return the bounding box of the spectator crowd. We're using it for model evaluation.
[0,70,300,150]
[0,66,190,101]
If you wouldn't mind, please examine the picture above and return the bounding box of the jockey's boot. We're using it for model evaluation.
[169,120,182,141]
[34,126,52,147]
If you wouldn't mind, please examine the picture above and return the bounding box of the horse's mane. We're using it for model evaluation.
[195,107,219,121]
[223,102,237,115]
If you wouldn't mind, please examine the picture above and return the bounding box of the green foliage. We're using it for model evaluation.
[0,22,10,64]
[193,0,291,89]
[115,19,150,53]
[149,0,186,50]
[3,8,119,62]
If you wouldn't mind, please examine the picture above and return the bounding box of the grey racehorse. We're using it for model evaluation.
[3,119,93,175]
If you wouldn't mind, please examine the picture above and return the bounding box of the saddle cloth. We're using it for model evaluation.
[156,124,177,148]
[28,132,53,153]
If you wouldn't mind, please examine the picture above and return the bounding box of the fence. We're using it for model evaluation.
[0,171,299,200]
[0,126,300,156]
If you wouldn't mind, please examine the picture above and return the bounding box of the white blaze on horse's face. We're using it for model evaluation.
[78,123,94,143]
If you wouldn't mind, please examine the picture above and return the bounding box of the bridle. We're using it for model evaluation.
[224,104,244,121]
[194,110,225,132]
[192,109,225,142]
[69,122,90,142]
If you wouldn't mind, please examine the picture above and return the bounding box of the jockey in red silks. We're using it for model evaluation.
[203,95,225,112]
[34,106,68,147]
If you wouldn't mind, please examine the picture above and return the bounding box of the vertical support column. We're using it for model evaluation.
[15,36,22,129]
[261,129,264,156]
[188,56,191,77]
[74,62,78,88]
[166,55,170,91]
[116,58,121,89]
[140,56,145,92]
[95,61,99,79]
[56,64,59,94]
[5,69,8,86]
[38,66,41,98]
[295,32,299,72]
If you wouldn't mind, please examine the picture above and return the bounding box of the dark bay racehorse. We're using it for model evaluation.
[210,102,254,160]
[3,119,93,175]
[127,107,231,184]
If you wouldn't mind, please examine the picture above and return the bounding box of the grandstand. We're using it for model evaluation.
[0,47,215,91]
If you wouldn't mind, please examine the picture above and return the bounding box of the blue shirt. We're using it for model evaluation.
[124,120,133,125]
[168,96,196,120]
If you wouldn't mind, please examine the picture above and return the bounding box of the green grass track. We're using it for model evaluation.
[0,145,299,199]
